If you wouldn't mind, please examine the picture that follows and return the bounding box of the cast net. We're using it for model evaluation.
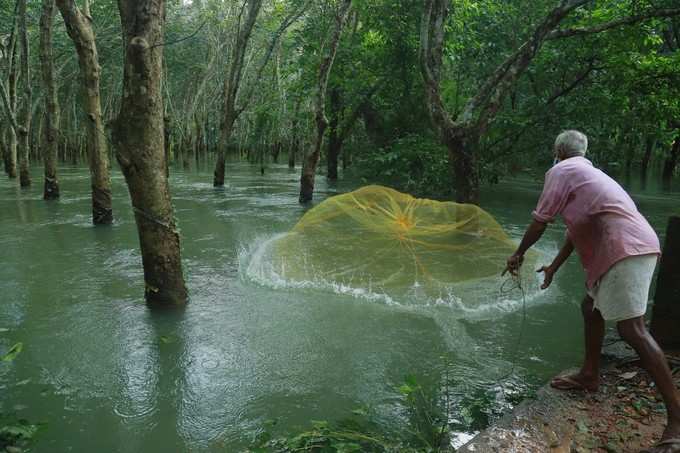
[251,185,539,310]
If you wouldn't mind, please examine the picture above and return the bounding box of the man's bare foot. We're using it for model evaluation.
[639,416,680,452]
[640,438,680,453]
[550,373,599,392]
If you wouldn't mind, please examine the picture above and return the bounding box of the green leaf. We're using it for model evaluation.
[1,343,23,362]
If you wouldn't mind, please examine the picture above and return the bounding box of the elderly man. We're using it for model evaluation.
[505,130,680,453]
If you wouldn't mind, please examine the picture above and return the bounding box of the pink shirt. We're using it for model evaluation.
[532,157,660,288]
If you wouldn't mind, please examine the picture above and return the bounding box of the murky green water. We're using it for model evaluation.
[0,163,678,452]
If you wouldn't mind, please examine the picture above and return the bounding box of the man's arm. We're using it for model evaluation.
[537,234,574,289]
[504,219,548,275]
[515,219,549,256]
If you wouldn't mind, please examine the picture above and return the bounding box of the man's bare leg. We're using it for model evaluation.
[551,295,603,391]
[618,316,680,444]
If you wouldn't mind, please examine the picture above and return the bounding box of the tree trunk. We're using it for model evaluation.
[3,19,18,179]
[214,114,235,186]
[342,144,351,170]
[288,97,302,169]
[113,0,188,307]
[17,0,31,187]
[299,0,353,203]
[662,137,679,189]
[272,141,282,164]
[56,0,113,224]
[326,87,341,181]
[40,0,60,200]
[447,132,480,204]
[213,0,263,187]
[640,136,654,184]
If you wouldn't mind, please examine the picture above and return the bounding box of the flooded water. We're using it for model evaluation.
[0,162,678,452]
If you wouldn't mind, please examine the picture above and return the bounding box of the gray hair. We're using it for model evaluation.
[554,130,588,158]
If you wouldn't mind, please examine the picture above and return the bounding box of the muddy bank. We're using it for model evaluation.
[459,335,680,452]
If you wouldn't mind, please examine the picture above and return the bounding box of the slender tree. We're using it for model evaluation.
[213,0,307,186]
[56,0,113,223]
[299,0,353,203]
[0,3,19,179]
[17,0,31,187]
[40,0,60,199]
[113,0,188,306]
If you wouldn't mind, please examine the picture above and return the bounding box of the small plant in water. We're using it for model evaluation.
[0,418,41,451]
[246,376,452,452]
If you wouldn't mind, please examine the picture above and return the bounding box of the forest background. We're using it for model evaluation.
[1,0,679,305]
[2,0,679,195]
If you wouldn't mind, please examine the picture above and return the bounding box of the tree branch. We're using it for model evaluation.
[547,8,680,39]
[463,0,589,132]
[237,0,310,116]
[419,0,457,139]
[546,59,598,104]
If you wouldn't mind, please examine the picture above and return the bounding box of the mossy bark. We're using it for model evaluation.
[40,0,60,200]
[4,20,18,179]
[113,0,188,307]
[56,0,113,223]
[17,0,31,188]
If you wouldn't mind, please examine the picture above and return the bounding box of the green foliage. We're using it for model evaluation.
[247,376,450,453]
[0,418,41,451]
[353,135,451,198]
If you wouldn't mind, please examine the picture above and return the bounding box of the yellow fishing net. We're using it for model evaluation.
[264,185,538,306]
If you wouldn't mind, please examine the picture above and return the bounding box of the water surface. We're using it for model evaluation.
[0,163,677,451]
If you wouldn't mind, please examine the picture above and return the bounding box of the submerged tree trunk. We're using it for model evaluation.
[40,0,60,200]
[299,0,353,203]
[214,113,236,187]
[446,132,480,204]
[17,0,31,187]
[113,0,188,306]
[56,0,113,223]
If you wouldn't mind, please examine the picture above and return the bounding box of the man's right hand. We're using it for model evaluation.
[537,265,556,289]
[503,254,524,277]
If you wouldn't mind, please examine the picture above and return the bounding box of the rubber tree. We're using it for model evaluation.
[56,0,113,223]
[420,0,680,204]
[17,0,31,187]
[113,0,188,306]
[213,1,306,187]
[40,0,60,200]
[299,0,353,203]
[0,3,19,179]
